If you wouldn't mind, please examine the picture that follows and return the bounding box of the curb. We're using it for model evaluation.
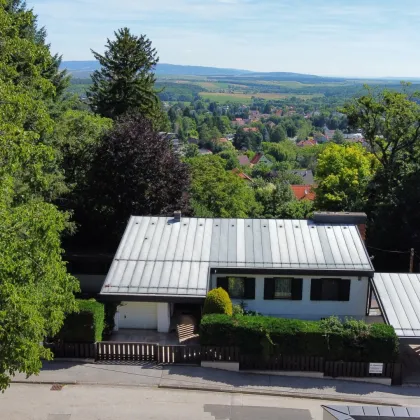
[158,384,404,406]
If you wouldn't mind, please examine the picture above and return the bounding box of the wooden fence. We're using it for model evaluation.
[96,342,158,362]
[48,341,402,384]
[47,342,96,359]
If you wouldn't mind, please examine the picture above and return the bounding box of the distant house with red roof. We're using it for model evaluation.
[232,118,246,127]
[218,137,228,143]
[243,127,259,133]
[232,168,253,183]
[250,153,272,167]
[290,185,316,201]
[297,139,317,147]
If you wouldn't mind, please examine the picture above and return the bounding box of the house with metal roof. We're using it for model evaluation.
[99,212,375,333]
[323,405,420,419]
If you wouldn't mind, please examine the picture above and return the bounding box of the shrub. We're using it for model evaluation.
[200,314,399,362]
[203,288,233,316]
[56,299,105,342]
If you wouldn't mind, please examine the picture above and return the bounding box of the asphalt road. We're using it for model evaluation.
[0,383,351,420]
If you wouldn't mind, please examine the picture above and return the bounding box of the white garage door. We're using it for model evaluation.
[118,302,158,329]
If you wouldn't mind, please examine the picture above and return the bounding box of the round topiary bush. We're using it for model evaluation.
[203,288,233,316]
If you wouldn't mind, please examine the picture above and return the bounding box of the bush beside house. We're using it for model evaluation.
[200,314,399,363]
[56,299,105,342]
[202,288,233,316]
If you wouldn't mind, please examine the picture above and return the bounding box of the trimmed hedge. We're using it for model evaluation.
[203,288,233,316]
[56,299,105,343]
[200,315,399,363]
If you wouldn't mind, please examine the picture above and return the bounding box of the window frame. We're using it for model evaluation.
[310,278,351,302]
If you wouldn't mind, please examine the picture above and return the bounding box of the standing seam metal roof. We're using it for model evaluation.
[372,273,420,338]
[100,216,373,298]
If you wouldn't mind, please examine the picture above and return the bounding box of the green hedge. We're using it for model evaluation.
[200,315,399,363]
[56,299,105,343]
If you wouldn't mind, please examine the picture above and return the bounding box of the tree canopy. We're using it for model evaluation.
[187,155,262,218]
[0,1,78,390]
[87,27,164,126]
[315,143,377,212]
[75,113,190,247]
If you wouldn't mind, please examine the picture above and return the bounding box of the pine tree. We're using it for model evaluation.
[87,27,161,122]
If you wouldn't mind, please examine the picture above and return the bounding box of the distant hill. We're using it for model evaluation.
[61,61,252,78]
[61,61,339,82]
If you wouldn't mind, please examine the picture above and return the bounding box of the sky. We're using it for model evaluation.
[28,0,420,78]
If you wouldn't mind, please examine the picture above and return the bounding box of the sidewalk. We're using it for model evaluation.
[12,361,420,407]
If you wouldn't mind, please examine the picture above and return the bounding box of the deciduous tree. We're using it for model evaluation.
[77,113,190,246]
[314,143,377,211]
[187,155,262,218]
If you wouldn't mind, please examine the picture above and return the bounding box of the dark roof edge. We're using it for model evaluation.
[211,267,374,277]
[98,294,206,303]
[312,212,367,225]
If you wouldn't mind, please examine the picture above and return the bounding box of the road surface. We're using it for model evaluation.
[1,383,357,420]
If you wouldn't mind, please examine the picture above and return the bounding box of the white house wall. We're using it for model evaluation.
[211,274,369,320]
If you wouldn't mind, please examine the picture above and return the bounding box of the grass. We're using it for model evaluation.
[199,92,323,103]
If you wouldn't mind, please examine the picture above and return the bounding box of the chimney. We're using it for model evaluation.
[173,211,181,222]
[312,212,367,241]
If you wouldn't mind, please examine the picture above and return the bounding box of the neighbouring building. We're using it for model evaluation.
[290,185,315,201]
[323,405,420,419]
[232,168,253,183]
[289,169,315,185]
[249,153,271,167]
[238,154,250,166]
[297,139,317,147]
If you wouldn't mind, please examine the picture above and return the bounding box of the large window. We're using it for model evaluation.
[264,278,302,300]
[217,277,255,299]
[310,278,351,301]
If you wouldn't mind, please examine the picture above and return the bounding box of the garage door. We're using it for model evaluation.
[118,302,158,329]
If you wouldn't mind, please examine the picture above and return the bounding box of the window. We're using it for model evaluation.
[217,277,255,299]
[274,278,292,299]
[310,278,350,301]
[228,277,245,299]
[264,278,302,300]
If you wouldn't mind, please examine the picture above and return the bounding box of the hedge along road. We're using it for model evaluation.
[199,314,399,363]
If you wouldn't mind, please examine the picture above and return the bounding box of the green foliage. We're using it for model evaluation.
[51,110,113,192]
[87,27,165,127]
[262,141,297,163]
[187,155,262,218]
[342,87,420,271]
[315,143,377,211]
[75,113,190,247]
[203,288,233,316]
[0,1,79,390]
[233,127,263,151]
[57,299,105,342]
[184,143,199,158]
[200,315,399,362]
[270,125,287,143]
[332,129,345,144]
